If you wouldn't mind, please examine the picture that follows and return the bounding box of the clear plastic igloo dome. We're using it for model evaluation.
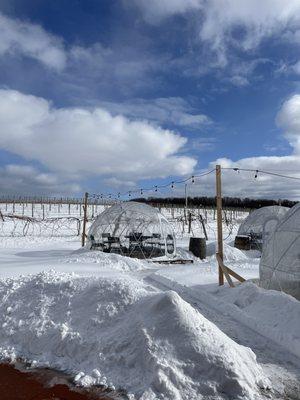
[88,201,176,259]
[237,206,288,243]
[260,203,300,299]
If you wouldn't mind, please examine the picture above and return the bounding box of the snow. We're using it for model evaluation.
[213,282,300,358]
[0,203,299,399]
[0,270,268,400]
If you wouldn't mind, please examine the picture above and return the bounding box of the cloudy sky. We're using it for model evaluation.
[0,0,300,199]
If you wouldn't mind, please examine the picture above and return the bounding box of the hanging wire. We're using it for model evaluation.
[88,166,300,202]
[226,167,300,181]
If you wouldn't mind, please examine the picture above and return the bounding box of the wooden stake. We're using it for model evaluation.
[81,192,88,247]
[216,253,234,287]
[216,165,224,285]
[224,266,246,283]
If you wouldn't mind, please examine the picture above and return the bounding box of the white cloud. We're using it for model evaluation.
[133,0,300,66]
[0,12,66,70]
[130,0,201,23]
[291,61,300,75]
[0,12,165,95]
[228,76,249,87]
[187,94,300,200]
[103,177,137,190]
[0,164,80,195]
[276,94,300,153]
[99,97,211,129]
[0,89,196,183]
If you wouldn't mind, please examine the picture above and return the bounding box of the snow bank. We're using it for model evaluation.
[0,271,267,400]
[215,282,300,358]
[66,247,149,272]
[206,241,248,261]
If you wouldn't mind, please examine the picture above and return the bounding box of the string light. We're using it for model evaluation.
[88,167,300,201]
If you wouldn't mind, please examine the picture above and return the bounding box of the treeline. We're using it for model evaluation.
[133,196,297,210]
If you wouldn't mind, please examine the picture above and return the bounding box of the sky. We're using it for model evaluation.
[1,0,300,199]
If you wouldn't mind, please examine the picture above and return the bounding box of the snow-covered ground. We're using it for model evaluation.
[0,204,299,399]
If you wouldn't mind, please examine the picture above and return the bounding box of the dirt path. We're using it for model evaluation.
[0,363,121,400]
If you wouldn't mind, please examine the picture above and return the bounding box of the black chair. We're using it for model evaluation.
[102,233,111,251]
[128,232,143,256]
[90,234,103,250]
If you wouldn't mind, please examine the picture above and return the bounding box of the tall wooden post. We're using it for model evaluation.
[216,165,224,285]
[81,192,88,247]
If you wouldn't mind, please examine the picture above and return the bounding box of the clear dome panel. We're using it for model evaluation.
[260,203,300,299]
[88,201,176,259]
[238,206,289,237]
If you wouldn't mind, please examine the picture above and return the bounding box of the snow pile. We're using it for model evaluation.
[65,247,149,272]
[207,241,248,261]
[215,282,300,358]
[0,271,267,400]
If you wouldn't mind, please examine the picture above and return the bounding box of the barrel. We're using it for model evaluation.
[189,237,206,259]
[234,235,251,250]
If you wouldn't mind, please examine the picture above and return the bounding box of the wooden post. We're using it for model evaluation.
[216,165,224,285]
[81,192,88,247]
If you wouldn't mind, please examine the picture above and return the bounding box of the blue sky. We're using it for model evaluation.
[1,0,300,199]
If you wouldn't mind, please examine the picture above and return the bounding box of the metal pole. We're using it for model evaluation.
[185,183,188,208]
[216,165,224,285]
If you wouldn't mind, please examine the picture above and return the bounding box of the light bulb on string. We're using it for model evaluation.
[140,189,143,195]
[155,185,158,192]
[254,170,258,179]
[171,181,174,189]
[191,176,195,184]
[129,191,131,197]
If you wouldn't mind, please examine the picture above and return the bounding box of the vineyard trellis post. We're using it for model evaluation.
[81,192,89,247]
[216,165,224,285]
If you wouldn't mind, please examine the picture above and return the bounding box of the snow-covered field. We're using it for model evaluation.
[0,203,299,399]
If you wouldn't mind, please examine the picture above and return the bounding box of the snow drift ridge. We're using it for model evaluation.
[0,271,267,399]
